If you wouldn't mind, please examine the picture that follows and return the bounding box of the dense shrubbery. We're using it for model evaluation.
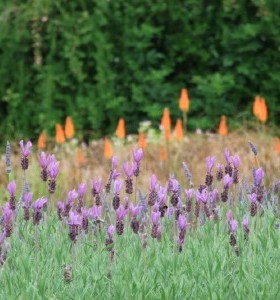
[0,0,279,141]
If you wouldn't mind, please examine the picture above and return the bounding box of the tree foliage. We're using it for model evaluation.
[0,0,279,141]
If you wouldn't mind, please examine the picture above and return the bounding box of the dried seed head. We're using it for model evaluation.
[64,265,72,284]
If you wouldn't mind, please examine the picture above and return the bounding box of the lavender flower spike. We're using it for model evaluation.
[23,192,33,208]
[123,161,137,178]
[3,203,13,224]
[229,219,238,233]
[151,211,161,225]
[88,205,102,221]
[111,156,117,170]
[7,181,16,197]
[177,215,188,231]
[226,210,233,221]
[185,189,193,201]
[196,189,208,204]
[224,174,233,189]
[91,179,103,194]
[115,205,128,222]
[224,149,231,164]
[255,168,265,186]
[113,179,123,195]
[33,197,47,211]
[48,161,60,179]
[231,155,240,168]
[206,156,216,173]
[107,225,115,239]
[130,203,140,218]
[132,148,143,163]
[242,216,249,230]
[78,183,87,198]
[19,140,32,157]
[150,174,157,192]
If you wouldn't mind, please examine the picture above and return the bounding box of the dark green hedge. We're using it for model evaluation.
[0,0,279,141]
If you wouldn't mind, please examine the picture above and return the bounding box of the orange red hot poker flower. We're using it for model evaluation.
[116,118,126,139]
[218,115,228,136]
[253,95,268,123]
[37,131,47,149]
[65,116,75,139]
[179,88,190,112]
[55,124,65,144]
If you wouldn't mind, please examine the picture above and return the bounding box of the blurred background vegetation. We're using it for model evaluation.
[0,0,279,142]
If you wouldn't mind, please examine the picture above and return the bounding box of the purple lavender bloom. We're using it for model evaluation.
[224,174,233,189]
[171,178,180,193]
[224,149,231,164]
[68,211,82,226]
[231,155,240,168]
[57,201,65,220]
[88,205,102,221]
[151,211,161,225]
[78,183,87,198]
[107,225,115,239]
[177,215,188,231]
[185,189,193,201]
[158,186,167,203]
[3,203,13,224]
[229,219,238,233]
[111,169,121,181]
[48,161,60,179]
[196,189,208,204]
[81,207,90,218]
[249,193,257,203]
[242,216,249,230]
[166,207,174,218]
[212,189,219,202]
[91,179,103,194]
[39,152,53,168]
[7,181,16,197]
[23,192,33,208]
[115,205,128,222]
[130,203,140,218]
[206,156,216,173]
[255,168,265,186]
[150,174,157,192]
[111,156,117,169]
[19,140,32,157]
[67,189,78,206]
[132,148,143,163]
[123,161,137,178]
[226,210,233,221]
[33,197,47,210]
[113,179,123,195]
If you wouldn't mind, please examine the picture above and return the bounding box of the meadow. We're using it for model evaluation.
[0,127,279,299]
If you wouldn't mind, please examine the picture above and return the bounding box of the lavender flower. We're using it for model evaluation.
[196,189,208,204]
[2,203,13,237]
[224,149,233,176]
[151,211,161,225]
[91,179,102,206]
[182,162,193,184]
[68,211,82,242]
[57,201,65,220]
[255,168,265,186]
[132,148,143,176]
[112,179,123,210]
[185,189,193,213]
[224,174,233,189]
[231,155,240,184]
[81,208,89,232]
[226,210,233,222]
[123,162,137,194]
[216,164,224,181]
[115,205,128,235]
[248,142,258,156]
[130,203,140,233]
[177,214,188,252]
[23,192,32,221]
[5,141,11,174]
[48,160,60,193]
[229,219,238,248]
[39,152,53,181]
[89,205,102,223]
[151,211,161,239]
[242,216,250,239]
[19,140,32,170]
[206,156,216,173]
[166,207,174,218]
[64,190,78,217]
[77,183,87,213]
[249,193,257,216]
[170,178,180,207]
[105,225,115,252]
[7,181,16,211]
[32,197,47,225]
[148,175,158,206]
